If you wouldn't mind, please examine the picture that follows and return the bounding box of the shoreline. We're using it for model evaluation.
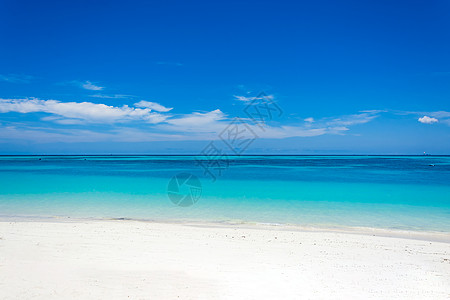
[1,215,450,243]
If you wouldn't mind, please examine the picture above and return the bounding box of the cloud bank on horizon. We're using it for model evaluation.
[0,93,378,142]
[0,92,448,146]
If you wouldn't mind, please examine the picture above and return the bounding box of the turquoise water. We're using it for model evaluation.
[0,155,449,231]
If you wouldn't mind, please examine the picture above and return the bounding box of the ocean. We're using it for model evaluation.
[0,155,449,231]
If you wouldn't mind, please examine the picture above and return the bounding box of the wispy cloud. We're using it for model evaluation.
[80,80,104,91]
[326,112,379,127]
[89,94,134,99]
[267,112,380,138]
[63,80,104,91]
[0,74,33,83]
[360,109,388,114]
[0,125,189,143]
[158,110,380,139]
[234,94,274,102]
[134,100,173,112]
[425,111,450,119]
[0,125,113,143]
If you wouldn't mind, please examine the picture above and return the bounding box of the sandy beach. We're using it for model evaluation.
[0,219,449,299]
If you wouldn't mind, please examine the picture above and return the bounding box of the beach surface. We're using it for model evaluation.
[0,220,449,299]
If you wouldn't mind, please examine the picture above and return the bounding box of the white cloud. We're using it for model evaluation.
[397,110,450,125]
[304,117,314,123]
[134,100,173,112]
[167,109,225,126]
[418,116,438,124]
[81,81,104,91]
[161,109,226,134]
[0,98,168,124]
[234,95,256,102]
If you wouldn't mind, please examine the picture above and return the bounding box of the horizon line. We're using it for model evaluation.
[0,154,448,157]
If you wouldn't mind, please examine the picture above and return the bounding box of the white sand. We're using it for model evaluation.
[0,220,449,299]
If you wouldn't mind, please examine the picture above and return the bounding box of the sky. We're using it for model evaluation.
[0,0,449,154]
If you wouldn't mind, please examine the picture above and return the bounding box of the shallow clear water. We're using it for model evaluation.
[0,155,449,231]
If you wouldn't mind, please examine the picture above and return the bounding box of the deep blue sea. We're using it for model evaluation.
[0,155,449,231]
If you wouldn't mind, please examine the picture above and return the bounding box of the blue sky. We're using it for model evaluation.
[0,0,449,154]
